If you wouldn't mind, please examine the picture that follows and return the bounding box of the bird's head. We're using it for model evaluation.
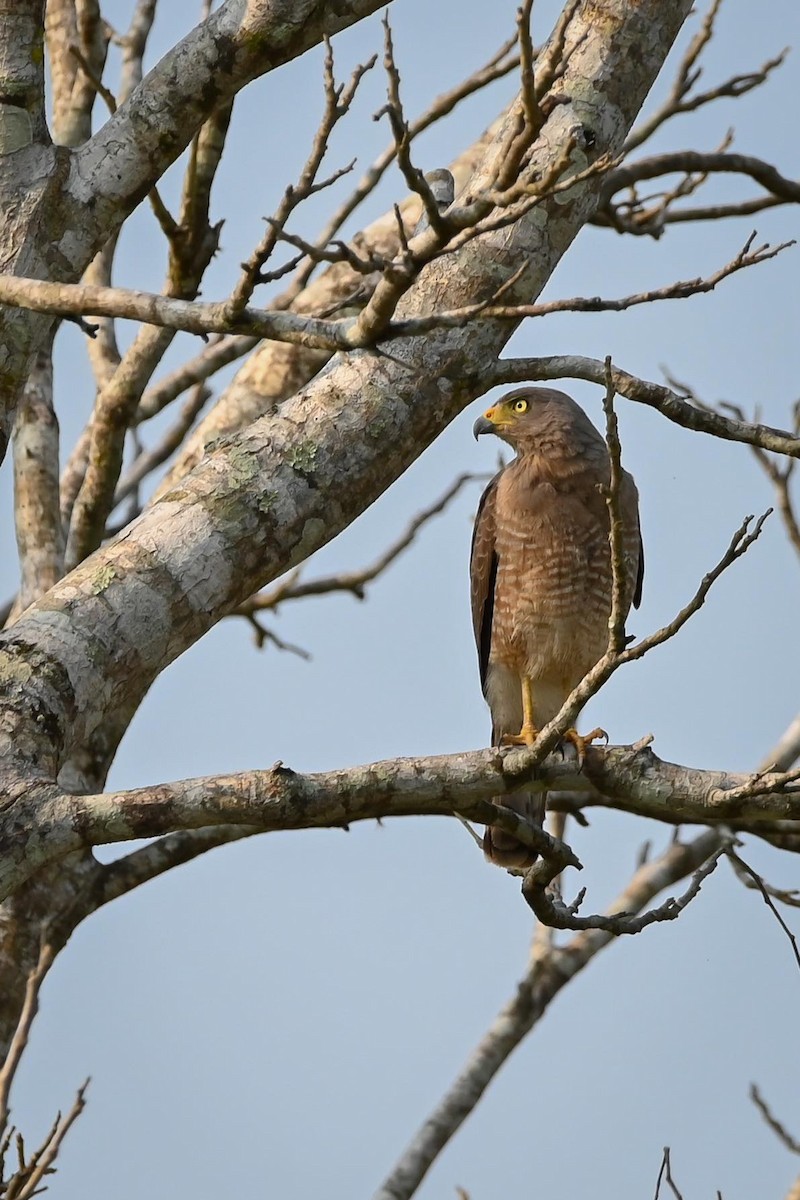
[472,386,597,453]
[472,388,541,448]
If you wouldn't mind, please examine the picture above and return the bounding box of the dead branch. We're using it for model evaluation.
[385,233,791,334]
[226,39,375,318]
[0,275,353,350]
[371,829,722,1200]
[487,356,800,458]
[9,739,800,904]
[490,0,581,194]
[308,36,519,265]
[0,1079,89,1200]
[11,342,64,613]
[62,95,233,568]
[750,1084,800,1156]
[522,838,726,931]
[625,0,787,154]
[653,1146,686,1200]
[596,151,800,235]
[375,16,450,240]
[0,942,55,1133]
[726,848,800,972]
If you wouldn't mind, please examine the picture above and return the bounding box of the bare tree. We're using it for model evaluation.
[0,0,798,1195]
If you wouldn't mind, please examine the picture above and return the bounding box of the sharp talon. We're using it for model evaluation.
[562,727,607,769]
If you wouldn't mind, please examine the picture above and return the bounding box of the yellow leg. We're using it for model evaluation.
[500,675,539,748]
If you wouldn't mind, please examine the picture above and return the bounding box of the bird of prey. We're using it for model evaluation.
[470,387,643,868]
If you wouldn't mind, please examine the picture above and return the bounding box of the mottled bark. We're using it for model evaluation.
[12,341,64,612]
[2,741,799,901]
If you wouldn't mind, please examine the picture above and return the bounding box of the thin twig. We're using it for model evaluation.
[749,1084,800,1155]
[727,848,800,973]
[653,1146,686,1200]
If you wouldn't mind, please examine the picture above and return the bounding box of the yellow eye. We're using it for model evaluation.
[512,399,528,413]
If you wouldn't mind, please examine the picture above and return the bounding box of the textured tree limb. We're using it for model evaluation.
[0,1,388,456]
[370,828,722,1200]
[64,97,232,568]
[237,472,488,613]
[11,342,65,614]
[0,480,770,875]
[487,356,800,457]
[3,158,623,349]
[149,117,510,487]
[45,0,111,148]
[0,275,354,350]
[3,742,800,901]
[64,325,179,568]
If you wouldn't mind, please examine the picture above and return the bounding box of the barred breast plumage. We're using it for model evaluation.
[471,387,643,869]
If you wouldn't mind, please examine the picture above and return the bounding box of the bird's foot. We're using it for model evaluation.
[501,724,540,748]
[562,726,608,769]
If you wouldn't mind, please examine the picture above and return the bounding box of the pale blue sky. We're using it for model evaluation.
[4,2,800,1197]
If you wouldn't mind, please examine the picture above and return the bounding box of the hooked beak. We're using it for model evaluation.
[473,407,500,440]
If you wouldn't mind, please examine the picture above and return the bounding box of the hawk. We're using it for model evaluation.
[470,387,643,868]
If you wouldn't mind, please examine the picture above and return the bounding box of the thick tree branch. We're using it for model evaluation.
[0,275,353,350]
[3,742,799,900]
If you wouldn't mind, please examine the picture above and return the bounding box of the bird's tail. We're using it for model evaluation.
[483,790,546,869]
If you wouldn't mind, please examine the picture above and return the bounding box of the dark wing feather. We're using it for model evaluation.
[621,469,644,611]
[633,518,644,610]
[470,473,500,693]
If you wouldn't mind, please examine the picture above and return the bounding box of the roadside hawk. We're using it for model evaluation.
[471,387,643,868]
